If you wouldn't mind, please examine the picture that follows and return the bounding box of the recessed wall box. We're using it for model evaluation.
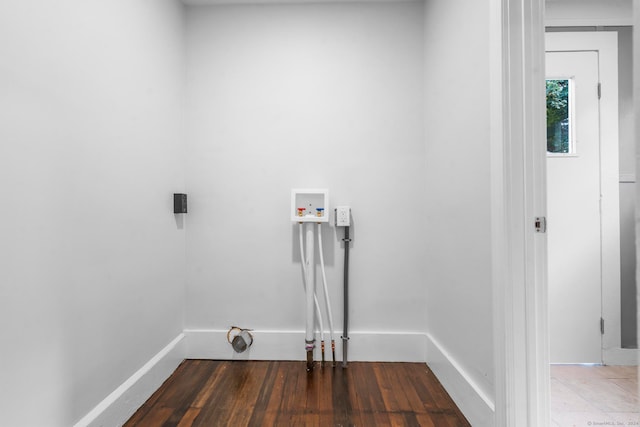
[173,193,187,214]
[291,189,329,223]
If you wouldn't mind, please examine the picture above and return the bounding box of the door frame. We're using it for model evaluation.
[546,31,627,365]
[490,1,549,425]
[492,2,636,426]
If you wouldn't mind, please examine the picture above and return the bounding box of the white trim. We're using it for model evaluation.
[546,18,634,27]
[182,0,420,5]
[185,329,426,362]
[547,153,580,158]
[489,1,509,424]
[426,334,495,426]
[603,348,640,365]
[545,31,622,366]
[492,0,550,425]
[73,334,185,427]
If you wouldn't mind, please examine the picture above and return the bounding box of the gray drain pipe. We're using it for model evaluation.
[341,225,351,368]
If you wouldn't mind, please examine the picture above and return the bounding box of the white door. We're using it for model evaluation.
[546,50,602,364]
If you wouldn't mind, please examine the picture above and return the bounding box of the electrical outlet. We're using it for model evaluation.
[335,206,351,227]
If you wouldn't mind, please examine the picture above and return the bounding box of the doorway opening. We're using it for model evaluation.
[544,26,638,425]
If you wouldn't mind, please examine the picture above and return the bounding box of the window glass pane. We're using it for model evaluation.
[546,79,570,153]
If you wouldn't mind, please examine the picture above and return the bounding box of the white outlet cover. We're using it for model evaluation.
[335,206,351,226]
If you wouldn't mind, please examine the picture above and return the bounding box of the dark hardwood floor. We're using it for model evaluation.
[125,360,471,426]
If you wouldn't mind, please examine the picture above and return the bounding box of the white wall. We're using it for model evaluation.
[185,2,427,354]
[0,1,186,425]
[423,0,495,422]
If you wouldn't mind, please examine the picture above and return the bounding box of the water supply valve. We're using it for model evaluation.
[291,189,329,223]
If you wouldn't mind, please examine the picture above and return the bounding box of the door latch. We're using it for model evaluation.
[535,217,547,233]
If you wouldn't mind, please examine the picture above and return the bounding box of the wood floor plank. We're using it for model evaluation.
[125,360,216,427]
[247,361,280,426]
[415,413,439,427]
[191,361,229,409]
[405,363,470,426]
[139,407,174,426]
[162,361,221,426]
[194,361,258,426]
[226,362,269,426]
[395,364,434,414]
[346,363,371,426]
[126,360,470,427]
[260,362,290,426]
[317,368,334,414]
[175,407,200,427]
[331,364,354,426]
[362,364,392,425]
[374,363,403,412]
[191,362,238,426]
[124,361,189,426]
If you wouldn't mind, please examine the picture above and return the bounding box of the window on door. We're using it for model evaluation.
[546,79,573,154]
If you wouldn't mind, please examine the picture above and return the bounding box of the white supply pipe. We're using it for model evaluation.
[305,223,315,343]
[299,223,320,370]
[317,224,335,345]
[298,224,324,345]
[305,223,316,370]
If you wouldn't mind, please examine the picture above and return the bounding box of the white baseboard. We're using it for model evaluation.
[604,347,639,365]
[73,333,185,427]
[426,334,495,427]
[185,329,427,362]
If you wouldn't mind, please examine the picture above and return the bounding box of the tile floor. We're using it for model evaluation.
[551,365,639,427]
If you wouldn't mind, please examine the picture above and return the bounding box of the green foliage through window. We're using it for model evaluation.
[546,79,570,153]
